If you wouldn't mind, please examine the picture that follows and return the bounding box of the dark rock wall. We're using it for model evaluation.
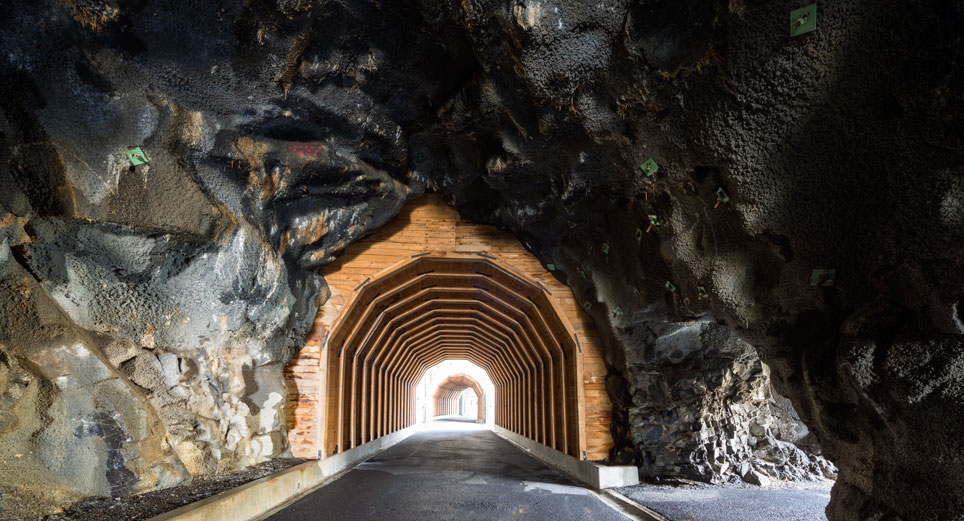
[628,322,835,484]
[418,1,964,519]
[1,1,962,520]
[0,0,424,515]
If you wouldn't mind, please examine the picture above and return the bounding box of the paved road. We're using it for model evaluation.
[268,418,628,521]
[616,481,832,521]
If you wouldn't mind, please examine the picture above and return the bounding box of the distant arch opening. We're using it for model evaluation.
[458,389,477,419]
[415,360,495,424]
[432,373,485,421]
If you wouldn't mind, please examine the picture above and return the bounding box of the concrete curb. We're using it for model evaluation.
[146,424,420,521]
[491,425,639,489]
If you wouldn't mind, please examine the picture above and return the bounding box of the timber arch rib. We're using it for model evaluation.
[326,256,582,456]
[285,196,613,462]
[433,373,484,420]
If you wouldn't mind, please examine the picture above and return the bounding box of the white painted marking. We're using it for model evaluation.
[523,480,591,495]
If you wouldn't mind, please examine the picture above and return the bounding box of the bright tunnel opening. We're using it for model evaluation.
[416,360,495,424]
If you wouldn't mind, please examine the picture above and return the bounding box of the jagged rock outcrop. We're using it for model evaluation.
[627,322,836,484]
[1,1,962,520]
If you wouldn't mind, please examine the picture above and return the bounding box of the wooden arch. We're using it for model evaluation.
[433,373,485,420]
[324,256,583,458]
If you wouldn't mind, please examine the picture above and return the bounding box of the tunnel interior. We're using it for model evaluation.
[324,255,582,456]
[431,373,483,420]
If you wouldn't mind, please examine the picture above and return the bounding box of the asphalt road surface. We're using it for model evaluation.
[267,418,629,521]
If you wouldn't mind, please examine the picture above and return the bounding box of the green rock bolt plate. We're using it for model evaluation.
[790,4,817,37]
[640,158,659,177]
[665,280,677,292]
[810,268,835,287]
[126,147,148,166]
[716,187,730,204]
[612,307,623,317]
[635,228,643,242]
[578,267,588,279]
[583,301,592,311]
[547,263,555,271]
[698,286,708,298]
[648,215,659,225]
[601,242,610,255]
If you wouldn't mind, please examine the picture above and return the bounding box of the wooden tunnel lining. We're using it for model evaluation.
[432,373,484,420]
[284,195,613,461]
[326,256,580,456]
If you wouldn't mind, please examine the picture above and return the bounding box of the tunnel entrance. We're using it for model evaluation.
[284,196,612,461]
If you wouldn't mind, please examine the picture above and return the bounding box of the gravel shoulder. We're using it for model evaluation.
[617,479,833,521]
[36,458,307,521]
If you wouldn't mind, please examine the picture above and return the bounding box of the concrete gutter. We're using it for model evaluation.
[491,425,639,489]
[596,489,673,521]
[147,424,420,521]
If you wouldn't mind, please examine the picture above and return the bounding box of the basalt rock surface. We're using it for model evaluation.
[627,322,836,484]
[1,1,962,521]
[0,0,424,515]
